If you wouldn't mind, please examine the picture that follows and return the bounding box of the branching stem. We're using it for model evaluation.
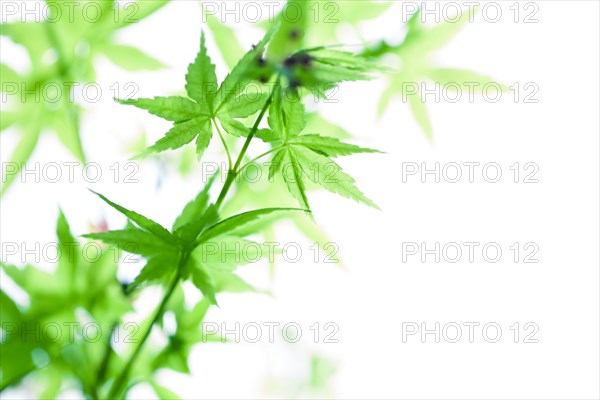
[106,267,182,399]
[213,118,232,170]
[106,84,277,399]
[237,146,284,176]
[215,89,276,209]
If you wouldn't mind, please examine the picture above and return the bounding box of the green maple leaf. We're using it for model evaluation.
[206,0,392,65]
[0,0,169,195]
[118,25,280,159]
[84,185,306,304]
[82,191,180,292]
[368,8,509,139]
[0,210,131,392]
[117,31,215,159]
[263,82,381,210]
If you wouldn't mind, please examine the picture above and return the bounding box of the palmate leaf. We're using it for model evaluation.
[309,48,376,72]
[271,145,379,210]
[405,9,472,52]
[0,22,52,70]
[189,259,218,305]
[219,117,276,141]
[57,208,78,274]
[86,191,185,290]
[0,116,41,195]
[173,175,216,231]
[0,1,169,196]
[197,207,308,243]
[151,381,181,400]
[85,187,305,303]
[172,174,219,246]
[117,31,217,159]
[83,228,176,257]
[267,86,305,141]
[212,270,259,293]
[194,237,273,271]
[293,146,379,209]
[371,7,507,139]
[214,23,280,112]
[289,48,380,96]
[304,0,392,46]
[108,0,163,23]
[275,148,310,209]
[406,92,433,140]
[128,254,176,292]
[89,191,176,244]
[186,31,218,107]
[266,0,310,61]
[288,134,381,157]
[204,14,245,69]
[0,289,21,326]
[220,128,363,271]
[180,208,295,304]
[220,90,270,119]
[117,25,285,158]
[187,234,272,304]
[117,97,208,123]
[135,117,212,159]
[100,43,167,71]
[208,0,391,65]
[117,27,280,159]
[150,294,218,383]
[265,82,380,209]
[1,210,132,391]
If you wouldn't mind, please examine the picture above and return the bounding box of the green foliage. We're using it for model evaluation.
[1,0,170,195]
[83,190,304,305]
[265,85,380,209]
[364,9,509,139]
[80,20,378,397]
[0,211,131,396]
[0,1,499,398]
[204,3,503,141]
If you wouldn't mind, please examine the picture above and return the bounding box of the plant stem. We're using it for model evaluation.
[107,84,277,399]
[215,91,275,209]
[91,320,119,399]
[237,146,283,176]
[106,270,181,399]
[213,118,232,170]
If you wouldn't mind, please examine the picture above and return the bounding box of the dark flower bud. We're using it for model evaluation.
[284,56,297,67]
[298,54,313,67]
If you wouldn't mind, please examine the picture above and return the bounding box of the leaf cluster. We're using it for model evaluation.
[1,0,169,194]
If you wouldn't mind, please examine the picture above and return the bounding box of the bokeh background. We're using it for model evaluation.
[1,1,599,398]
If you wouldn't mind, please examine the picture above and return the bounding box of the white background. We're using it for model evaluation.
[1,1,599,399]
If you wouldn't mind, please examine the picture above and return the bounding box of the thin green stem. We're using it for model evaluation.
[91,320,118,399]
[106,269,182,399]
[215,90,276,209]
[107,82,277,399]
[237,146,283,176]
[213,118,232,170]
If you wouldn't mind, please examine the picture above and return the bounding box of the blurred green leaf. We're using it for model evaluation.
[100,43,167,70]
